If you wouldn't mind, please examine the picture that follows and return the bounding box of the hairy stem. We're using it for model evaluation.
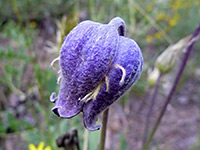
[143,22,200,150]
[99,108,109,150]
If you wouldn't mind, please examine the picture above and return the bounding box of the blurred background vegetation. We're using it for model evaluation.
[0,0,200,150]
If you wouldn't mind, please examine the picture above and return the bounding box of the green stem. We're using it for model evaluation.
[83,129,89,150]
[99,108,109,150]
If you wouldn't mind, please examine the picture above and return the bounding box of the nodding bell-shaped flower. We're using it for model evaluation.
[50,17,143,131]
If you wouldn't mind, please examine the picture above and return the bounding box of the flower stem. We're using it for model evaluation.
[142,73,162,145]
[83,129,89,150]
[99,108,109,150]
[142,22,200,150]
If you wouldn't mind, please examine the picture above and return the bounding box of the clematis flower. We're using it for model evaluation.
[50,17,143,131]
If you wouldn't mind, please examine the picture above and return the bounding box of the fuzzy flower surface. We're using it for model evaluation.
[50,17,143,131]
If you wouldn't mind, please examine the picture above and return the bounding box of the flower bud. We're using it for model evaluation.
[147,68,160,87]
[156,35,191,74]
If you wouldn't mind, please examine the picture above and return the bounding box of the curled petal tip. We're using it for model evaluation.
[50,92,57,103]
[83,101,102,131]
[52,107,60,117]
[87,125,101,131]
[84,120,101,131]
[109,17,126,36]
[52,102,84,119]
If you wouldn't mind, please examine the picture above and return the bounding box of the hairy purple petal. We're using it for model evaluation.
[51,19,121,118]
[52,78,85,118]
[83,36,143,130]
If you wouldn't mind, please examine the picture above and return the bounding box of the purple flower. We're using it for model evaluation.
[50,17,143,131]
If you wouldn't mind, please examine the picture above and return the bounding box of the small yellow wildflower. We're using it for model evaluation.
[169,19,177,27]
[146,35,153,43]
[154,32,162,39]
[29,142,52,150]
[170,0,182,10]
[156,12,167,21]
[168,13,180,27]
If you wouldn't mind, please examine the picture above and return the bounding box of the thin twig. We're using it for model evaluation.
[142,22,200,150]
[142,73,162,145]
[99,108,109,150]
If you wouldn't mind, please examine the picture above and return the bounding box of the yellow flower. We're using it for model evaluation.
[156,12,167,21]
[154,32,162,39]
[168,13,180,27]
[170,0,182,10]
[169,19,177,27]
[146,35,153,43]
[29,142,52,150]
